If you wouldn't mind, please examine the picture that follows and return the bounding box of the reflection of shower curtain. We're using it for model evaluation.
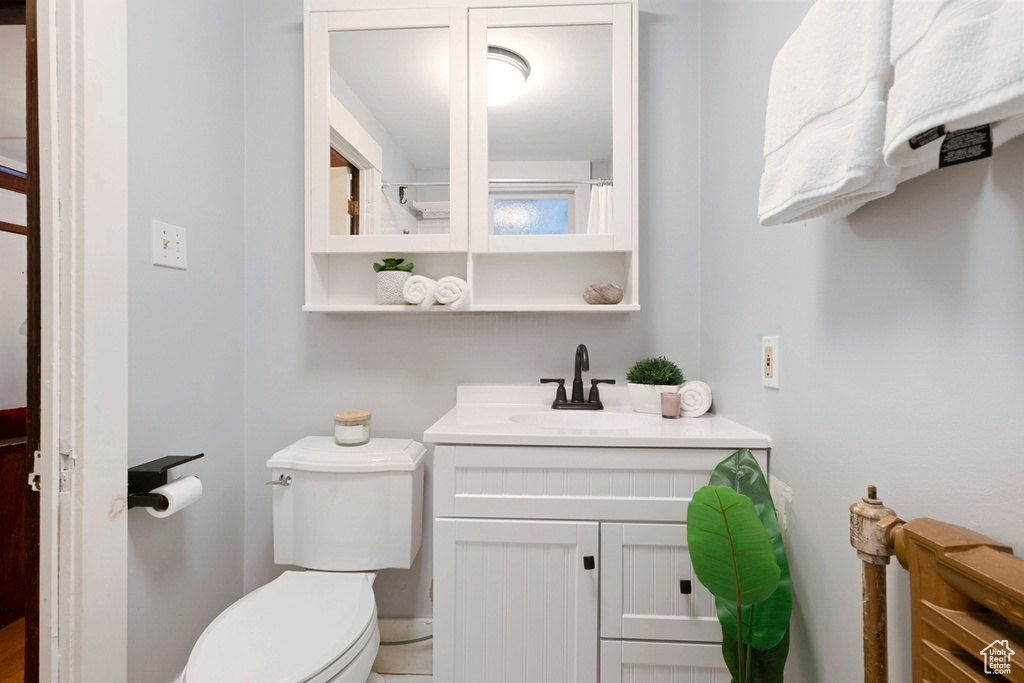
[381,192,420,235]
[586,185,613,234]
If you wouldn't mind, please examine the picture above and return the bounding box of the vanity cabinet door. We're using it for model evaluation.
[600,523,721,642]
[601,640,730,683]
[434,518,599,683]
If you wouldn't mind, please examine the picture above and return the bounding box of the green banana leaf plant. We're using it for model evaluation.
[688,449,792,683]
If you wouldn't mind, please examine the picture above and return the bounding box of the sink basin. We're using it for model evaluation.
[509,410,651,432]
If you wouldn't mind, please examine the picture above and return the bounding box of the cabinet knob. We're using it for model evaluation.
[680,579,692,595]
[583,555,595,570]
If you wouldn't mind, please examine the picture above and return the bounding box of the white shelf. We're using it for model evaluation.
[302,303,641,313]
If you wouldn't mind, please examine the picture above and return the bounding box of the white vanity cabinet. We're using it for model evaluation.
[431,443,769,682]
[303,1,639,312]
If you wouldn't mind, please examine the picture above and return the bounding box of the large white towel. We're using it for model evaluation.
[402,275,437,310]
[759,0,898,226]
[679,381,713,418]
[586,184,613,235]
[884,0,1024,174]
[434,276,470,311]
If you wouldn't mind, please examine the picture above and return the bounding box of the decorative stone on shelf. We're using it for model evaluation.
[583,283,624,305]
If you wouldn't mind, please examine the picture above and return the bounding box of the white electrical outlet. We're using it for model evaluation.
[152,220,187,270]
[762,336,779,388]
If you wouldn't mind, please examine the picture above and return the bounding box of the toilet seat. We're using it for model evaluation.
[183,571,377,683]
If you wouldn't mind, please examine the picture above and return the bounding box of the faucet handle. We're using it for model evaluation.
[541,378,568,404]
[588,378,616,404]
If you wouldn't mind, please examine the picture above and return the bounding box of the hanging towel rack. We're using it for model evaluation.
[382,178,613,204]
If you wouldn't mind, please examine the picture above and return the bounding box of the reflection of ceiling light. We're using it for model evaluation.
[487,46,530,106]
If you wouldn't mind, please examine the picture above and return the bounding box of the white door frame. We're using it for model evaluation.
[36,0,129,680]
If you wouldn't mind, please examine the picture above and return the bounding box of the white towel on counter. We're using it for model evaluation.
[679,381,713,418]
[884,0,1024,173]
[434,276,470,311]
[586,184,613,235]
[758,0,898,226]
[402,276,437,310]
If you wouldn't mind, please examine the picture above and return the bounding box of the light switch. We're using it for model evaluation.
[152,220,187,270]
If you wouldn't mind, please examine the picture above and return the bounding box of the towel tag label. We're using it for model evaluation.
[908,125,946,149]
[939,124,993,168]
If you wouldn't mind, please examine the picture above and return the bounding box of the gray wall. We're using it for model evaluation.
[699,2,1024,681]
[126,0,246,681]
[241,0,702,617]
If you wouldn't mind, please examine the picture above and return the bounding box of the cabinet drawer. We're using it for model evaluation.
[434,445,768,521]
[601,640,729,682]
[601,523,720,642]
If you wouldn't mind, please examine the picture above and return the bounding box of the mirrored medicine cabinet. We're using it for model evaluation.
[304,0,638,312]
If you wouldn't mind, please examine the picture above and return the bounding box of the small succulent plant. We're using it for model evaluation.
[626,356,684,385]
[372,257,414,273]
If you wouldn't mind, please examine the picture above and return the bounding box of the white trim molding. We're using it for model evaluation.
[37,0,130,679]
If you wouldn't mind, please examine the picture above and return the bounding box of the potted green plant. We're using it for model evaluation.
[687,449,792,683]
[625,356,684,413]
[373,257,414,305]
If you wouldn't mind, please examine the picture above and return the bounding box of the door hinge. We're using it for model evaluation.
[28,450,41,491]
[348,199,359,216]
[59,450,74,492]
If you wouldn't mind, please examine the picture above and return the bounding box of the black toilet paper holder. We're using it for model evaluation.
[127,453,204,509]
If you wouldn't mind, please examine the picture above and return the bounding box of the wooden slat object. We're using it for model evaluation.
[921,603,1024,682]
[894,518,1023,682]
[0,221,26,236]
[921,641,990,682]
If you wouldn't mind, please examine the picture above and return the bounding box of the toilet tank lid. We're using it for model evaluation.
[266,436,426,473]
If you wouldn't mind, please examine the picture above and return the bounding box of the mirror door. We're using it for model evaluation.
[307,8,467,253]
[468,5,633,254]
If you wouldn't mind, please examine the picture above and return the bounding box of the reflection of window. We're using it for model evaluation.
[491,194,574,235]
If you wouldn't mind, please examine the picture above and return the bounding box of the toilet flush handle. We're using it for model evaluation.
[266,474,292,486]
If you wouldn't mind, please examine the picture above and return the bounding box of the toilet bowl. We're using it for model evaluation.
[182,572,379,683]
[179,438,426,683]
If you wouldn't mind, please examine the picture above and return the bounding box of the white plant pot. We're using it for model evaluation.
[376,270,411,305]
[627,383,682,414]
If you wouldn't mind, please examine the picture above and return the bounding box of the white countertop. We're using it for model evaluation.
[423,384,772,449]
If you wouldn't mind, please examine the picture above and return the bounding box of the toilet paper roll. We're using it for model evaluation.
[147,475,203,518]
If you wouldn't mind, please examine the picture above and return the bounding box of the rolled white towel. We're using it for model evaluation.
[402,275,437,310]
[434,276,470,311]
[679,381,713,418]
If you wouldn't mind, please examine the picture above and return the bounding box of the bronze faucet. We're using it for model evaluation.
[541,344,616,410]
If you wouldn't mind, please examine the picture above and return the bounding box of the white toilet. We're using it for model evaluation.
[180,437,426,683]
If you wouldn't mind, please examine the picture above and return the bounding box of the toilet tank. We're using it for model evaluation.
[267,437,425,571]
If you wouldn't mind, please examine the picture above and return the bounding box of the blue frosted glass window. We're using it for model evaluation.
[492,198,570,235]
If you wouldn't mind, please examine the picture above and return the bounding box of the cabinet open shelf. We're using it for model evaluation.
[305,250,637,311]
